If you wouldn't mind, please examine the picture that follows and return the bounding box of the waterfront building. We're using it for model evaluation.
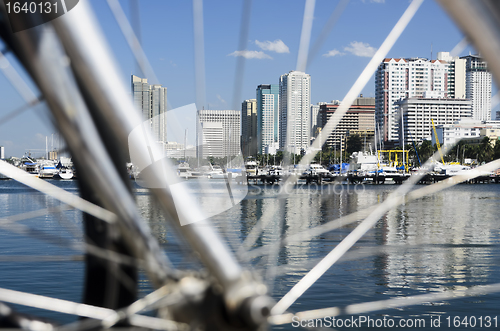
[436,52,466,99]
[0,146,4,159]
[279,71,311,154]
[396,97,471,144]
[197,109,240,159]
[463,55,492,121]
[433,119,500,147]
[319,97,375,151]
[256,84,279,155]
[375,58,449,143]
[164,141,197,159]
[241,99,257,157]
[131,75,167,145]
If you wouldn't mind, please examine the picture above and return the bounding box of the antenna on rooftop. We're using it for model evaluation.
[431,42,433,60]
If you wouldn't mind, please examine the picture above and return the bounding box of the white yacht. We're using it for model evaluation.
[305,163,330,175]
[53,167,74,180]
[39,161,58,179]
[244,159,258,176]
[177,162,192,179]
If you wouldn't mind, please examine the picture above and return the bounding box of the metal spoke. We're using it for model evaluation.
[296,0,316,72]
[0,287,186,331]
[0,97,42,127]
[193,0,206,110]
[0,49,38,103]
[0,255,83,262]
[237,0,424,260]
[269,282,500,325]
[231,0,252,112]
[271,156,500,315]
[0,160,116,224]
[306,0,350,70]
[106,0,158,84]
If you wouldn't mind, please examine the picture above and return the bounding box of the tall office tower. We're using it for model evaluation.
[0,146,4,159]
[463,55,492,121]
[279,71,311,154]
[375,58,449,144]
[256,84,279,155]
[131,75,167,144]
[197,110,241,159]
[241,99,257,157]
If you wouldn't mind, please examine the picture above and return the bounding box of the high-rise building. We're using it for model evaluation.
[279,71,311,154]
[241,99,257,157]
[0,146,4,159]
[396,97,471,144]
[437,52,466,99]
[256,84,279,155]
[463,54,492,121]
[319,97,375,151]
[197,110,240,159]
[375,58,449,143]
[131,75,167,144]
[310,102,327,140]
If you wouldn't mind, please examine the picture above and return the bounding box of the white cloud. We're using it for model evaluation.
[362,0,385,3]
[344,41,376,57]
[323,49,344,57]
[228,50,272,59]
[216,94,226,104]
[255,39,290,53]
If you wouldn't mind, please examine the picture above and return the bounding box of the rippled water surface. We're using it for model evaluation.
[1,179,500,329]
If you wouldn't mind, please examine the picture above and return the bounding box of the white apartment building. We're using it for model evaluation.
[256,84,279,155]
[279,71,311,154]
[437,52,466,99]
[197,110,240,159]
[434,119,500,147]
[132,75,167,144]
[395,98,471,144]
[375,58,449,143]
[464,55,492,121]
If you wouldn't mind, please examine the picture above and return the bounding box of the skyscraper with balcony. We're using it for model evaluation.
[256,84,279,155]
[241,99,257,157]
[375,58,448,144]
[279,71,311,154]
[131,75,167,144]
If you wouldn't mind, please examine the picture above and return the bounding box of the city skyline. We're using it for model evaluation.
[0,0,495,157]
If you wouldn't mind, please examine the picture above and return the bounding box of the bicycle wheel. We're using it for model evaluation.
[0,1,499,331]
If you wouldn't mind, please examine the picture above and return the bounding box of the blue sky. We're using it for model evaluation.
[0,0,489,157]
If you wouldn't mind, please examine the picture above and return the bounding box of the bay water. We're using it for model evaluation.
[1,179,500,330]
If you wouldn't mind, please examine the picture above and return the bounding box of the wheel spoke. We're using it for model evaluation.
[306,0,350,70]
[296,0,316,72]
[272,156,500,315]
[0,160,116,224]
[0,287,186,331]
[269,282,500,325]
[0,97,42,127]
